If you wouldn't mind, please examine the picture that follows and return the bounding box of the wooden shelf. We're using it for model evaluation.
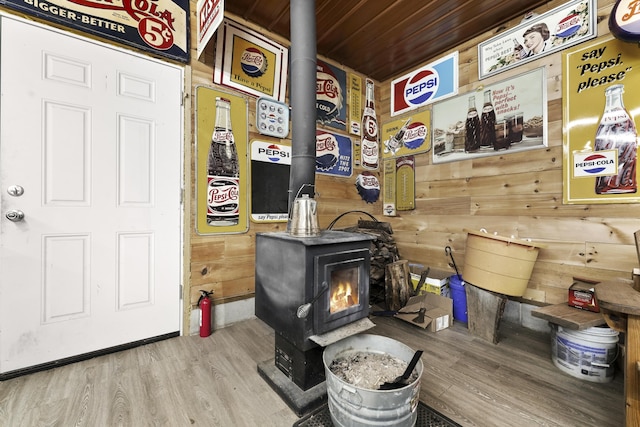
[531,303,605,330]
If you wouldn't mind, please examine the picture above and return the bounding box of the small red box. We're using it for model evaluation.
[568,280,599,312]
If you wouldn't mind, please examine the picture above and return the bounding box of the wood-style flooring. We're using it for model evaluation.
[0,315,624,426]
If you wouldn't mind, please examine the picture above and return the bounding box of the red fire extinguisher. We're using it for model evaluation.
[198,290,213,337]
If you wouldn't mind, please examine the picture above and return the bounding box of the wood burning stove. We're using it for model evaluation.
[255,230,374,415]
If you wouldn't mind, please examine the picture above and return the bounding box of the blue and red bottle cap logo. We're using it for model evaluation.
[240,47,268,77]
[556,13,582,38]
[582,153,609,174]
[403,122,428,150]
[316,130,340,171]
[403,69,439,108]
[355,172,380,203]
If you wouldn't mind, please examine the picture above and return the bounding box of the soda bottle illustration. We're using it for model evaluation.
[465,95,481,152]
[207,97,240,225]
[480,89,497,148]
[595,84,637,194]
[361,78,379,169]
[385,118,411,155]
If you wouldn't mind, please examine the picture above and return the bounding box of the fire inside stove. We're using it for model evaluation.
[329,268,359,313]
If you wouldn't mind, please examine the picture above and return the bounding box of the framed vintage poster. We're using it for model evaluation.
[563,35,640,204]
[478,0,596,79]
[195,86,249,234]
[432,67,547,164]
[214,19,289,102]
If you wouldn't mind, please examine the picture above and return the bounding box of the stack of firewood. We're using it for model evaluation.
[342,220,400,306]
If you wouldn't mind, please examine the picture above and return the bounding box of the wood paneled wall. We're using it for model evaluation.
[187,0,639,326]
[377,0,639,306]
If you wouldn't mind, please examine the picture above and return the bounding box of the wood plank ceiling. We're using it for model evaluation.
[225,0,552,82]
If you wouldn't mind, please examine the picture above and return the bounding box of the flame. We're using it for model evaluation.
[330,280,358,313]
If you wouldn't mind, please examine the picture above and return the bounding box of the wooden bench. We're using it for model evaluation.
[530,302,605,330]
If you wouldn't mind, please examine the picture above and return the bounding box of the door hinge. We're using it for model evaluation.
[179,284,183,300]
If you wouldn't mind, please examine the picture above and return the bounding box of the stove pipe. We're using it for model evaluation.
[287,0,317,231]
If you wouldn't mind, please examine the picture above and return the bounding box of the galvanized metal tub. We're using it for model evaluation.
[323,334,422,427]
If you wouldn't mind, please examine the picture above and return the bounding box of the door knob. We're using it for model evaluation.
[5,210,24,222]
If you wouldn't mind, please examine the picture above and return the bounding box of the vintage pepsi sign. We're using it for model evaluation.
[355,172,380,204]
[391,52,458,116]
[556,13,583,38]
[251,141,291,165]
[250,141,291,222]
[403,122,428,150]
[316,60,346,130]
[573,150,617,177]
[315,130,352,177]
[241,47,268,77]
[610,0,640,42]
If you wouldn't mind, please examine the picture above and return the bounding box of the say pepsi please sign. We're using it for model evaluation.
[391,52,458,116]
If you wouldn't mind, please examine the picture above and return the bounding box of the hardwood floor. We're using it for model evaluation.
[0,315,624,426]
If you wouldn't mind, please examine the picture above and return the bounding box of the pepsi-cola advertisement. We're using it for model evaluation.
[250,140,290,222]
[381,109,431,159]
[431,67,547,164]
[214,19,289,103]
[563,35,640,204]
[315,130,353,177]
[390,52,458,117]
[316,59,347,131]
[478,0,596,79]
[195,86,249,234]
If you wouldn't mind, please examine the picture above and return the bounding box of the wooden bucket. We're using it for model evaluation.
[463,229,546,297]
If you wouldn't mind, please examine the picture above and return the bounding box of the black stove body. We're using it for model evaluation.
[255,230,372,391]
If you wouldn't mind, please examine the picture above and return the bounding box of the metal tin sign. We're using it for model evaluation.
[315,130,352,177]
[390,51,458,117]
[250,140,291,223]
[563,35,640,204]
[1,0,190,63]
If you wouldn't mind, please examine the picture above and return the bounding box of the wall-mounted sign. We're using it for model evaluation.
[390,51,458,117]
[478,0,596,80]
[609,0,640,42]
[195,86,249,234]
[250,140,290,222]
[316,59,347,131]
[214,19,289,102]
[316,130,352,177]
[1,0,190,63]
[563,35,640,204]
[381,109,431,159]
[348,73,362,136]
[432,67,547,164]
[196,0,223,59]
[382,156,415,216]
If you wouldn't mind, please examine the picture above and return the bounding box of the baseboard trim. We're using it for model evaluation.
[0,331,179,381]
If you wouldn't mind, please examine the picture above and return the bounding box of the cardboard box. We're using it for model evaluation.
[395,293,453,332]
[424,268,451,297]
[568,279,599,312]
[409,266,451,297]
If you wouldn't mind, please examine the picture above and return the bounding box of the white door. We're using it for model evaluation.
[0,15,183,375]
